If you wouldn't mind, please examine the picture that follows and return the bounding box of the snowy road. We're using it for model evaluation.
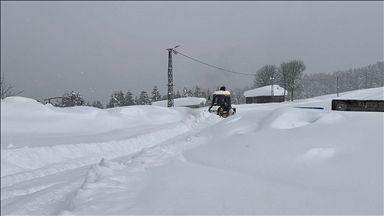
[1,104,221,215]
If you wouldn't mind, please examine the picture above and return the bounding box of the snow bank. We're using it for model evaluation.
[334,86,384,100]
[180,107,383,214]
[1,97,217,183]
[152,97,206,107]
[61,87,383,215]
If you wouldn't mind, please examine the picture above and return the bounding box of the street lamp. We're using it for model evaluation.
[166,45,180,107]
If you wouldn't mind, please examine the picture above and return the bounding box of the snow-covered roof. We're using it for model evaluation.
[244,85,287,97]
[152,97,206,107]
[213,90,231,95]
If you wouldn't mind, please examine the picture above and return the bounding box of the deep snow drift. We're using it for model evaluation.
[1,87,383,215]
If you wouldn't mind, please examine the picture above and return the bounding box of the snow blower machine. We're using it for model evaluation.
[208,86,236,118]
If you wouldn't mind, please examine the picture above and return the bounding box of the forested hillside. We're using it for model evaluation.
[298,61,383,99]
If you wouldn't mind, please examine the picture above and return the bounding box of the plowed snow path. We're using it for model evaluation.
[1,112,220,215]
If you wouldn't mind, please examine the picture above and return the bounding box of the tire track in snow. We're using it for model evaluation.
[1,119,191,187]
[59,113,221,215]
[1,111,221,215]
[1,169,85,215]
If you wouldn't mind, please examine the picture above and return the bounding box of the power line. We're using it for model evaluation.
[300,75,350,82]
[176,51,254,76]
[175,51,352,83]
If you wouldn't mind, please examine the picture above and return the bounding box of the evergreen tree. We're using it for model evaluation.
[138,90,151,105]
[106,90,125,108]
[206,88,212,100]
[182,87,189,97]
[124,90,135,106]
[106,91,118,108]
[187,89,193,97]
[92,99,104,109]
[58,91,85,107]
[52,99,61,107]
[151,86,162,102]
[175,90,181,99]
[194,84,202,97]
[86,101,92,106]
[201,90,207,100]
[116,90,125,106]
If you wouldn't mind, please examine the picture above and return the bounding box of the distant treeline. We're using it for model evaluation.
[50,85,247,109]
[298,61,383,99]
[47,61,383,109]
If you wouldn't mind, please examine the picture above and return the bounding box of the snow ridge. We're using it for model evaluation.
[1,111,220,188]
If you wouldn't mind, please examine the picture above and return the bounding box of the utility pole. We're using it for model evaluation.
[166,45,180,107]
[270,75,274,102]
[337,76,339,97]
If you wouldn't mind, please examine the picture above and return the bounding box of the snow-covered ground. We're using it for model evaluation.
[1,87,383,215]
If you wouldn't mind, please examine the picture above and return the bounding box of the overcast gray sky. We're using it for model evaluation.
[1,1,383,105]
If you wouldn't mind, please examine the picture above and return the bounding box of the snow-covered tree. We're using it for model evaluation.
[201,90,207,100]
[106,90,125,108]
[138,90,151,105]
[188,89,193,97]
[124,90,135,106]
[106,92,118,108]
[182,87,189,97]
[134,96,139,105]
[92,99,104,109]
[175,90,181,99]
[151,86,161,103]
[206,88,212,99]
[194,84,202,97]
[58,91,85,107]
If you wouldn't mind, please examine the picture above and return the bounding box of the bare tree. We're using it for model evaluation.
[279,62,290,100]
[279,60,306,101]
[1,73,23,99]
[253,64,279,88]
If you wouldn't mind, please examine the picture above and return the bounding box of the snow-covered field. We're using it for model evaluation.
[1,87,383,215]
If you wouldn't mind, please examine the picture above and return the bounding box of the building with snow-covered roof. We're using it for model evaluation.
[244,85,287,104]
[152,97,207,108]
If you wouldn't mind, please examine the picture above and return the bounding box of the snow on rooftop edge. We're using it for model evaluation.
[244,85,287,97]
